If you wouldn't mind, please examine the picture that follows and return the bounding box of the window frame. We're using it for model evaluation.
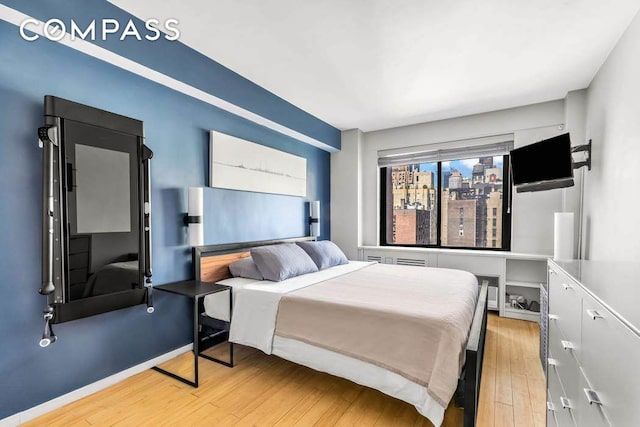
[379,154,512,251]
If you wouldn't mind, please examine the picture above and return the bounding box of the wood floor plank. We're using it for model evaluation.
[215,362,302,419]
[374,399,419,427]
[334,388,387,426]
[477,360,496,426]
[234,366,318,426]
[477,312,501,426]
[527,375,547,427]
[24,313,545,427]
[511,374,535,427]
[495,402,516,427]
[509,321,527,376]
[484,312,499,368]
[301,394,353,427]
[173,403,240,427]
[272,387,324,426]
[495,317,514,405]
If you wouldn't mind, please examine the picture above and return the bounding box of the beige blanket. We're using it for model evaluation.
[274,263,478,407]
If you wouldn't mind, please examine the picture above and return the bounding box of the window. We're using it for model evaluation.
[386,163,438,245]
[381,154,511,250]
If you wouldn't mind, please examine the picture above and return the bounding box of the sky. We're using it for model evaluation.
[419,156,503,178]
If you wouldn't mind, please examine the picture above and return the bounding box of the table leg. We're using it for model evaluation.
[151,295,200,387]
[199,289,234,367]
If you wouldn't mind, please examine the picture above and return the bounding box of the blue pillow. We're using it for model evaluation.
[296,241,348,270]
[228,257,263,280]
[250,244,318,282]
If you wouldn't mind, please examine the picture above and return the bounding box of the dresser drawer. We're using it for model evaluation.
[548,266,582,359]
[548,365,577,426]
[548,328,580,419]
[581,296,640,426]
[574,367,612,427]
[547,392,559,427]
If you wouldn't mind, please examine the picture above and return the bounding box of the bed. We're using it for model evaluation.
[193,237,488,427]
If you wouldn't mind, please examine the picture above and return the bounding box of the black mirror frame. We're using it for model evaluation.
[39,96,153,339]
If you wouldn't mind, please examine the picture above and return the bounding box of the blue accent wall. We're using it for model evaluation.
[0,0,341,149]
[0,7,332,419]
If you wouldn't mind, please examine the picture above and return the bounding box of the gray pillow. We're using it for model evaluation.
[250,244,318,282]
[297,241,348,270]
[228,257,263,280]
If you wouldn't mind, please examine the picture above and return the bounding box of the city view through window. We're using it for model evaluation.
[388,156,508,249]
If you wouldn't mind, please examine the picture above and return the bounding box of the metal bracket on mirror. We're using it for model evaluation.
[142,144,154,314]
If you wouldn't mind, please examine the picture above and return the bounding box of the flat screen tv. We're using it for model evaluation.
[510,133,574,193]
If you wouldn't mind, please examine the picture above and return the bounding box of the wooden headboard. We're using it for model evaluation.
[193,236,316,283]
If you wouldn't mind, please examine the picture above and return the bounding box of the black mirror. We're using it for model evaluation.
[38,96,154,346]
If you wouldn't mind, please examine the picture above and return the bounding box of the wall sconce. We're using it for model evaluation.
[185,187,204,246]
[309,201,320,237]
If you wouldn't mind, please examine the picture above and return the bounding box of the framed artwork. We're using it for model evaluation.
[209,131,307,197]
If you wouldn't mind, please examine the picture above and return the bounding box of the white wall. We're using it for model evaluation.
[511,125,569,254]
[582,11,640,261]
[564,90,588,258]
[331,11,640,263]
[331,99,587,256]
[331,129,362,259]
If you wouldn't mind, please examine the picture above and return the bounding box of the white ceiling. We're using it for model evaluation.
[110,0,640,132]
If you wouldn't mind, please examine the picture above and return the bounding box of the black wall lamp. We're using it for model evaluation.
[309,201,320,237]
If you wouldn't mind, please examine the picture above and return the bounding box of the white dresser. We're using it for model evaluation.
[546,259,640,426]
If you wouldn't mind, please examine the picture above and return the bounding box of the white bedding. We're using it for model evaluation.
[204,261,372,352]
[202,261,447,426]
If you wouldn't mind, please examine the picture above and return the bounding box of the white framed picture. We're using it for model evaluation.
[209,131,307,197]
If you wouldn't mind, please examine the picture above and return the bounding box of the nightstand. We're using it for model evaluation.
[152,280,233,387]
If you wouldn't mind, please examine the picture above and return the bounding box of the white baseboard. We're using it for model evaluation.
[0,415,19,427]
[0,344,192,427]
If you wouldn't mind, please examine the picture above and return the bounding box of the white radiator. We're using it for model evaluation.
[396,257,426,267]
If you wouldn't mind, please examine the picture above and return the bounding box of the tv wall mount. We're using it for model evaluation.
[571,139,591,171]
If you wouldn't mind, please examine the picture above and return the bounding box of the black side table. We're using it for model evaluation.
[152,280,233,387]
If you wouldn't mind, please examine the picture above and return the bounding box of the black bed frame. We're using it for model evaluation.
[193,237,488,427]
[457,279,489,427]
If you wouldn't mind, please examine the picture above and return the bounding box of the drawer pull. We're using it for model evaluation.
[584,389,602,406]
[586,309,604,320]
[548,314,559,320]
[547,401,555,411]
[561,340,574,350]
[561,283,574,290]
[547,357,558,366]
[560,396,572,409]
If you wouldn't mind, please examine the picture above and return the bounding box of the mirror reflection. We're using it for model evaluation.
[64,121,141,301]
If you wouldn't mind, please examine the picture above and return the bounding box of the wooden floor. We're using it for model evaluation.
[25,314,545,427]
